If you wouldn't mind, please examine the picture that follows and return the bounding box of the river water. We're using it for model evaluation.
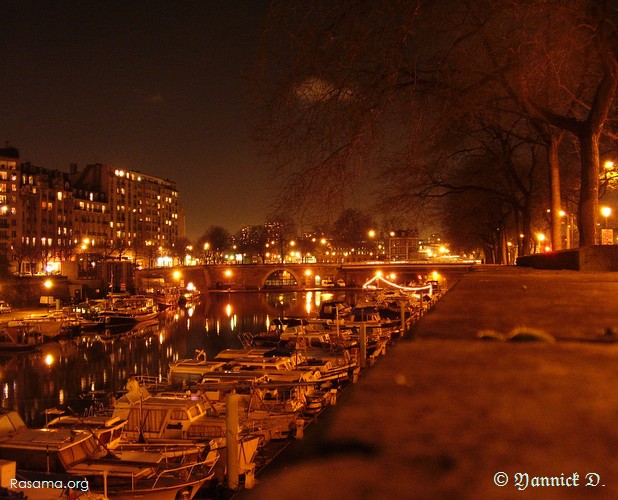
[0,289,362,427]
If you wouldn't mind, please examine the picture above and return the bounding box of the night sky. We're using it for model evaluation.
[0,1,271,239]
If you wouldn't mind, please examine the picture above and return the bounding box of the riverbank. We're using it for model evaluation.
[243,266,618,499]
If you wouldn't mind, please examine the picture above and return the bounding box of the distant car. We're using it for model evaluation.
[0,301,11,314]
[321,279,335,288]
[335,279,346,287]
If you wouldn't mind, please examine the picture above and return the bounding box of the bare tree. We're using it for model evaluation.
[481,0,618,246]
[332,208,376,250]
[266,215,297,264]
[257,0,618,248]
[197,226,231,264]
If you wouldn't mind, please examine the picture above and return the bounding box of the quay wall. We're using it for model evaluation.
[0,276,74,308]
[516,245,618,271]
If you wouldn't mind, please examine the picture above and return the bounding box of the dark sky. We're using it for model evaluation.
[0,1,272,240]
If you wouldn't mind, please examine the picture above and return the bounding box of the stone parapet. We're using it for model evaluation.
[516,245,618,271]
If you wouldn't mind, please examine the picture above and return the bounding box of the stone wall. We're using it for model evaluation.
[516,245,618,271]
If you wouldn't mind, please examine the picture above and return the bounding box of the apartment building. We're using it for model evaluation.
[18,162,74,273]
[0,147,20,255]
[388,230,420,261]
[0,148,183,275]
[71,163,181,262]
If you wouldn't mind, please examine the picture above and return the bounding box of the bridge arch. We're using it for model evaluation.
[260,268,305,289]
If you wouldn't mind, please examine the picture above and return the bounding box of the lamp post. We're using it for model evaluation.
[44,279,53,312]
[600,206,613,245]
[203,242,210,264]
[368,230,376,260]
[536,233,546,253]
[601,206,612,229]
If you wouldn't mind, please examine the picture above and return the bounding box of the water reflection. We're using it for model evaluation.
[0,290,358,426]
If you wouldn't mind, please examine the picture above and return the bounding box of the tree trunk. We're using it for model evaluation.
[577,131,600,247]
[521,201,532,256]
[500,225,508,264]
[548,133,562,250]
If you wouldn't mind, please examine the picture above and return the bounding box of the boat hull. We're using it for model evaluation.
[101,312,159,327]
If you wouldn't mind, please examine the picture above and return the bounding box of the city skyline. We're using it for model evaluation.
[0,1,272,240]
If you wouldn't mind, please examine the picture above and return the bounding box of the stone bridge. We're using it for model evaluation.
[135,261,474,291]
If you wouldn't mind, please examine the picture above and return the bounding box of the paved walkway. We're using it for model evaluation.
[244,266,618,499]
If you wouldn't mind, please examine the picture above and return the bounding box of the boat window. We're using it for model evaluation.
[0,411,26,434]
[59,438,97,468]
[188,406,203,418]
[171,409,189,420]
[143,409,168,431]
[127,409,166,433]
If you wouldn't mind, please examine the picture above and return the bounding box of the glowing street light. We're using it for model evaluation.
[601,206,612,228]
[536,233,546,253]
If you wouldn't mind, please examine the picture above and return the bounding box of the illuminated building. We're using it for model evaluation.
[0,146,20,255]
[71,163,182,263]
[0,148,184,275]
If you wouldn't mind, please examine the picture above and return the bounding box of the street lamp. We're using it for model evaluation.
[44,279,53,312]
[368,230,377,259]
[536,233,545,253]
[172,270,182,289]
[203,242,210,264]
[601,206,612,228]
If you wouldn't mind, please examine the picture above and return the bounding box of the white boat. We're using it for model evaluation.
[44,411,128,451]
[0,410,216,500]
[244,328,360,386]
[99,294,159,327]
[168,356,228,385]
[111,388,263,480]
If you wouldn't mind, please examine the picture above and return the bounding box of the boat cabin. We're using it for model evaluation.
[168,358,227,385]
[45,414,127,450]
[0,409,27,436]
[113,390,210,441]
[0,427,99,473]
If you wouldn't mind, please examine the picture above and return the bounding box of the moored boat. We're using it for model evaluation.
[44,411,128,451]
[7,316,65,341]
[0,324,43,352]
[99,294,159,327]
[0,409,216,500]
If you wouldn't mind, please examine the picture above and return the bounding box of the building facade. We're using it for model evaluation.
[71,163,181,260]
[18,162,74,274]
[388,230,420,261]
[0,147,20,256]
[0,148,183,275]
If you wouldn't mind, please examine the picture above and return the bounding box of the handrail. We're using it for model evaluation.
[150,455,217,490]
